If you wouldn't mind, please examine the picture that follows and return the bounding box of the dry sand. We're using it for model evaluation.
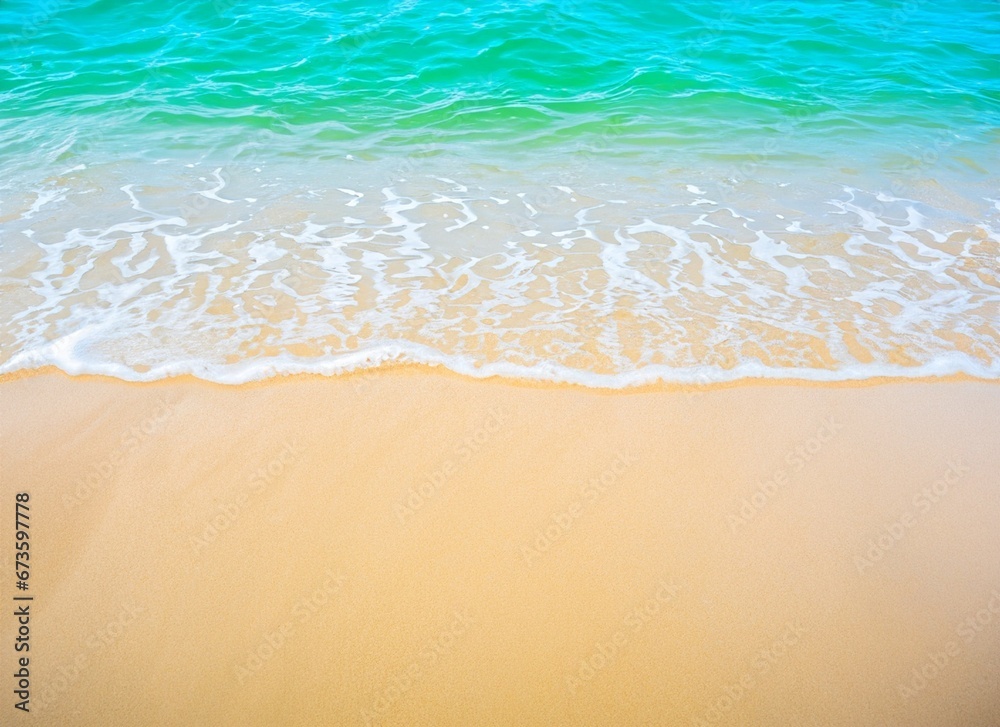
[1,368,998,726]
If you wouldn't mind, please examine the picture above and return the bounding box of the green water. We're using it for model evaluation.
[2,0,999,167]
[0,1,998,385]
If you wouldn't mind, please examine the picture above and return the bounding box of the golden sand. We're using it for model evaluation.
[1,368,998,725]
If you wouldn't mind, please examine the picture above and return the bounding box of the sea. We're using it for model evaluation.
[1,0,998,386]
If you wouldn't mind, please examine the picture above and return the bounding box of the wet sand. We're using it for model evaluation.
[1,368,998,726]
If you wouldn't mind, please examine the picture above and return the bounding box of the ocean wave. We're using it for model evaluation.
[2,1,998,387]
[1,160,997,387]
[2,0,998,155]
[4,342,998,387]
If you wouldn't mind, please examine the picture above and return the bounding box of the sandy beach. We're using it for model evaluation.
[4,1,999,724]
[1,369,997,725]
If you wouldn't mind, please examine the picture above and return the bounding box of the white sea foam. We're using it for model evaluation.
[2,338,997,387]
[1,160,997,388]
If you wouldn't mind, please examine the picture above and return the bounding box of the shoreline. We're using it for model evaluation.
[2,363,997,393]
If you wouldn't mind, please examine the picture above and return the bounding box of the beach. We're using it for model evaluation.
[2,1,999,723]
[2,369,998,726]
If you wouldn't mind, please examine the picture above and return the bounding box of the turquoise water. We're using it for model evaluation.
[1,1,998,384]
[3,0,999,163]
